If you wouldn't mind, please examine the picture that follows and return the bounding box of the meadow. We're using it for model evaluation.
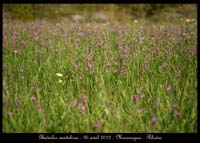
[3,19,197,133]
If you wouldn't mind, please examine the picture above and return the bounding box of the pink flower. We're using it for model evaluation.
[43,36,48,40]
[133,95,139,104]
[82,95,88,100]
[36,103,43,109]
[14,102,20,108]
[138,108,145,113]
[167,84,172,92]
[173,109,180,118]
[31,96,36,102]
[151,116,157,125]
[171,102,177,109]
[88,62,92,69]
[79,102,87,112]
[94,122,100,129]
[112,108,117,114]
[7,111,13,116]
[155,48,160,55]
[31,83,37,91]
[78,32,85,36]
[162,61,167,67]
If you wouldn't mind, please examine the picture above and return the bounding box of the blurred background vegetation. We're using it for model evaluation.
[3,4,197,23]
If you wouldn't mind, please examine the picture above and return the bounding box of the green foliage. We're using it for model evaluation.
[3,4,197,22]
[3,19,197,132]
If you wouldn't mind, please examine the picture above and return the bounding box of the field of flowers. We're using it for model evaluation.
[3,19,197,133]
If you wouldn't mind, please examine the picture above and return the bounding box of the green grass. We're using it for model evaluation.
[3,19,197,133]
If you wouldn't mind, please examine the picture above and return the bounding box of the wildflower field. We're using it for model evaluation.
[3,19,197,133]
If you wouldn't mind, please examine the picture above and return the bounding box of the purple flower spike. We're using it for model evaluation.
[171,102,177,109]
[138,108,145,113]
[173,109,180,118]
[162,61,167,67]
[31,96,37,102]
[79,102,87,112]
[133,95,139,104]
[167,84,173,92]
[151,116,157,125]
[82,95,88,100]
[94,122,100,129]
[14,102,20,108]
[36,103,43,109]
[31,83,37,91]
[112,108,117,114]
[7,111,13,116]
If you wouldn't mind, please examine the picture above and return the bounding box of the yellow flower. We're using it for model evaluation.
[56,73,63,77]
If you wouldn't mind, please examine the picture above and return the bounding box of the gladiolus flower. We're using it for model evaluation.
[173,109,180,118]
[36,103,43,109]
[82,95,88,99]
[31,96,36,102]
[167,84,172,92]
[133,95,139,104]
[14,102,20,108]
[94,122,100,129]
[151,116,157,125]
[138,108,144,113]
[79,102,87,112]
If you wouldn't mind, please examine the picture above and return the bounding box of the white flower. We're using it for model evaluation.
[56,73,63,77]
[58,79,63,83]
[184,18,195,23]
[134,19,138,23]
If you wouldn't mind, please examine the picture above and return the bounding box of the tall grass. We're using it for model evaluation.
[3,19,197,133]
